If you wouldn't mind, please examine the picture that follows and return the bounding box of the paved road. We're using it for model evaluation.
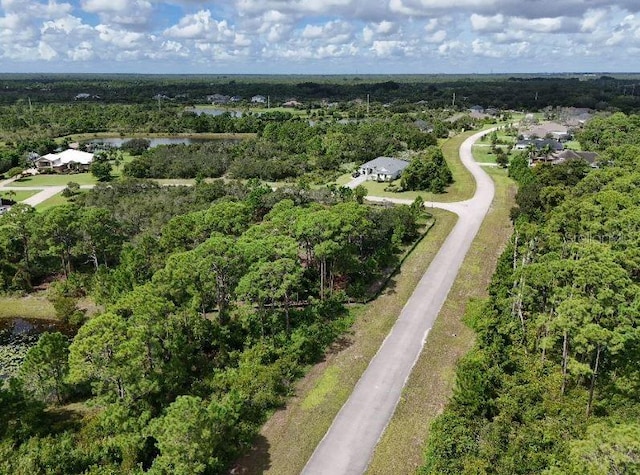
[302,129,495,475]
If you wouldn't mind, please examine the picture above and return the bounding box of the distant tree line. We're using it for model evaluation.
[1,75,640,112]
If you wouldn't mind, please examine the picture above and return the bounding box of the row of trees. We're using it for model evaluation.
[422,113,640,474]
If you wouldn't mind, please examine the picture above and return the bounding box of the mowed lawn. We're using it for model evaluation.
[0,189,38,202]
[472,144,511,164]
[35,193,69,211]
[11,173,97,187]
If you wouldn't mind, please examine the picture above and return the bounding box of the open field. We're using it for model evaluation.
[365,167,516,474]
[11,173,97,187]
[0,189,38,202]
[0,293,101,320]
[231,208,458,475]
[0,294,56,320]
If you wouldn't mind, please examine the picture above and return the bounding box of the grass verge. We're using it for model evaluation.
[35,193,69,211]
[231,208,458,475]
[364,167,516,474]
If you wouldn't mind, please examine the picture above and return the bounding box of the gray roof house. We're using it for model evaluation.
[358,157,409,182]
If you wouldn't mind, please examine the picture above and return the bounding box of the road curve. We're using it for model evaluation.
[301,129,495,475]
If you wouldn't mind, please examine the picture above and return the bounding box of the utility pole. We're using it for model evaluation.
[367,94,370,117]
[452,92,456,107]
[267,95,270,109]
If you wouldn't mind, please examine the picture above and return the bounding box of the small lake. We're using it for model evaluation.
[0,318,75,381]
[187,107,243,117]
[86,136,234,148]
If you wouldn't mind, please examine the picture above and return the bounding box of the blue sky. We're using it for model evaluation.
[1,0,639,74]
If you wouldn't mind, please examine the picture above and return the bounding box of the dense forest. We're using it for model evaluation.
[1,74,640,112]
[422,113,640,474]
[0,173,431,473]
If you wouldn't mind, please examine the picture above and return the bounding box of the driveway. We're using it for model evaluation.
[302,129,495,475]
[345,173,367,189]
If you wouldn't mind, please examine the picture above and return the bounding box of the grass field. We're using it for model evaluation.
[0,189,38,202]
[35,193,69,211]
[0,294,55,320]
[11,173,97,187]
[365,167,516,474]
[0,293,101,320]
[471,144,511,164]
[231,208,458,475]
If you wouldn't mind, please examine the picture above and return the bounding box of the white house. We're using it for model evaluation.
[34,149,94,172]
[358,157,410,182]
[251,95,267,104]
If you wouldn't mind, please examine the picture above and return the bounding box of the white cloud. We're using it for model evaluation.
[470,13,505,32]
[38,40,58,60]
[510,16,564,33]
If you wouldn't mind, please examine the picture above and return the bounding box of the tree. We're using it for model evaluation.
[400,146,453,193]
[68,312,131,402]
[18,332,69,404]
[90,160,113,182]
[148,396,225,474]
[236,258,303,334]
[6,166,23,179]
[77,207,124,269]
[120,138,150,156]
[37,204,80,277]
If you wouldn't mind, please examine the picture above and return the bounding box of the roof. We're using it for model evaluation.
[36,149,94,166]
[360,156,409,175]
[516,139,564,151]
[553,150,599,166]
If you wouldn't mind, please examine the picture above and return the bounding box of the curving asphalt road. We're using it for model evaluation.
[302,129,495,475]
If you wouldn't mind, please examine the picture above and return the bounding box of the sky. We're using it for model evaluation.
[1,0,639,74]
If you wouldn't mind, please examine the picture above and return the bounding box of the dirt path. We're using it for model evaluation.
[301,129,495,475]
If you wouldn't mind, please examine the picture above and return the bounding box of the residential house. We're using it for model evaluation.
[358,157,409,182]
[207,94,230,104]
[34,149,94,173]
[283,100,303,108]
[251,95,267,104]
[514,138,564,152]
[546,150,599,168]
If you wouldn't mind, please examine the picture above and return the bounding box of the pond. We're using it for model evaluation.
[187,106,243,117]
[0,318,75,381]
[86,136,234,148]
